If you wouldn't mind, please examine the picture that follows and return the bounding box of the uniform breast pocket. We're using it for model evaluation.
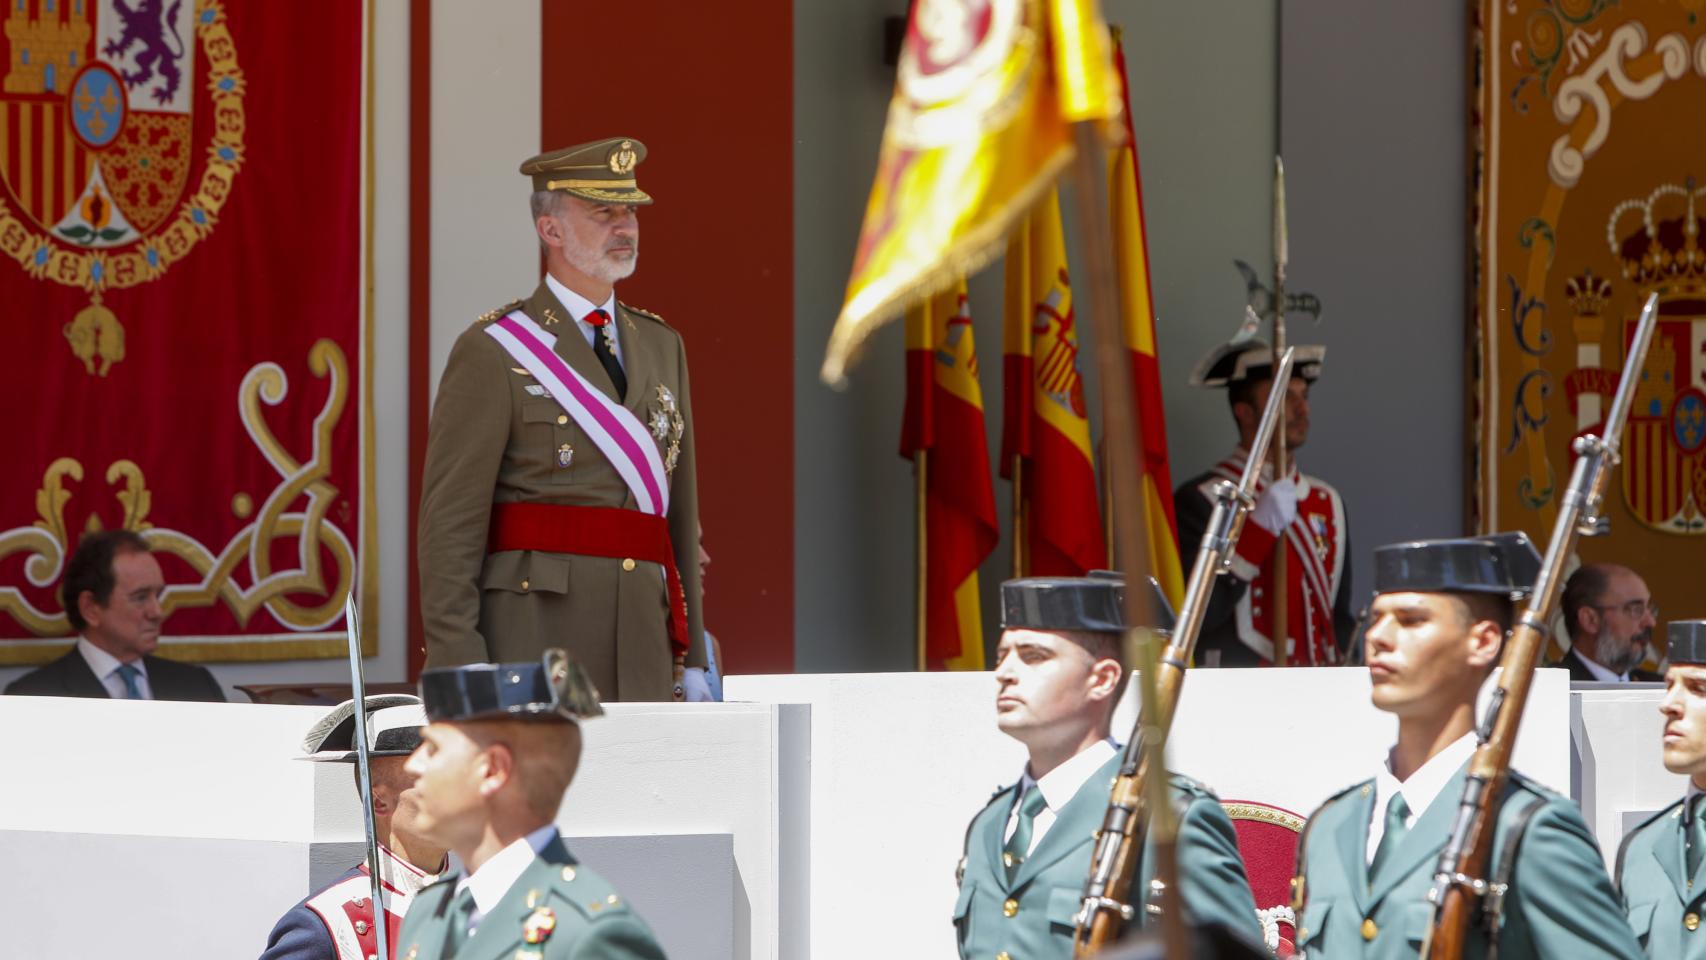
[1046,886,1082,932]
[1625,901,1654,948]
[522,398,581,486]
[952,880,976,949]
[1297,899,1332,957]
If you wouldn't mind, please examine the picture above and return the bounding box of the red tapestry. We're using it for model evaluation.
[0,0,372,663]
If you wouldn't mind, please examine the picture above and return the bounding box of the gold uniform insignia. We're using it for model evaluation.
[608,139,638,174]
[522,905,558,944]
[648,385,686,473]
[478,299,525,325]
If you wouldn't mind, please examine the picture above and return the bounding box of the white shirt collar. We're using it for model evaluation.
[544,272,616,326]
[1022,738,1119,813]
[1573,648,1628,683]
[453,824,558,920]
[76,636,144,681]
[1367,731,1477,862]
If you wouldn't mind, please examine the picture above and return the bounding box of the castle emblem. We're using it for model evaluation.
[0,0,245,375]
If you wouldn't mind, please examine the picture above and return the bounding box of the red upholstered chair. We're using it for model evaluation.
[1221,800,1306,957]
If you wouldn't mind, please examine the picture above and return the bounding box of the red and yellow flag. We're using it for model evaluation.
[1109,36,1184,607]
[902,283,999,670]
[1002,191,1107,576]
[822,0,1122,386]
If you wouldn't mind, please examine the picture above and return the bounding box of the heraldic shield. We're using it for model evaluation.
[0,0,239,376]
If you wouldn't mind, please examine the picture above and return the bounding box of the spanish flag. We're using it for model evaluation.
[1109,35,1184,607]
[1002,190,1107,576]
[822,0,1122,386]
[901,282,998,670]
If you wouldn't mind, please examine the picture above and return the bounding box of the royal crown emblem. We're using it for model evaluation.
[608,139,637,175]
[0,0,244,375]
[1599,180,1706,534]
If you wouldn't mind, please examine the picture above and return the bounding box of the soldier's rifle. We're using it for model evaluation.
[343,594,390,960]
[1070,348,1297,956]
[1420,291,1659,959]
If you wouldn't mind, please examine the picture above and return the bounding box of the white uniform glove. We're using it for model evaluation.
[682,666,714,702]
[1251,477,1299,534]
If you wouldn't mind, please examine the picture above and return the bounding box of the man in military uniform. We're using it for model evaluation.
[261,695,447,959]
[397,651,665,960]
[954,574,1262,958]
[418,136,705,702]
[1292,533,1642,958]
[1175,330,1353,667]
[1617,619,1706,956]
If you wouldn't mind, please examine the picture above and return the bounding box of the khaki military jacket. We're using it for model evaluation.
[397,835,664,960]
[954,756,1262,957]
[418,281,703,701]
[1617,796,1706,958]
[1295,765,1642,959]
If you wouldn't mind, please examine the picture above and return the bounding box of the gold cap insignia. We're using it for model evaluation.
[609,140,638,174]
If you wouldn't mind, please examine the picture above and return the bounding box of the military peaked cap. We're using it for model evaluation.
[1372,531,1542,598]
[1001,572,1176,634]
[419,649,605,724]
[1668,621,1706,665]
[301,694,426,762]
[520,137,652,204]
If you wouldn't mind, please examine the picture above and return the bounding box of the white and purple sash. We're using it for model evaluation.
[485,311,669,517]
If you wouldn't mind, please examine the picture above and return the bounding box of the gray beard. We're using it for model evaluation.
[564,235,638,285]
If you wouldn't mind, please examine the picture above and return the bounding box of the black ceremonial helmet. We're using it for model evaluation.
[1668,621,1706,666]
[1000,571,1177,636]
[418,649,604,724]
[1371,531,1543,599]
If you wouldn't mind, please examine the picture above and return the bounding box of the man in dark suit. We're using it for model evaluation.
[3,529,224,701]
[1555,562,1662,683]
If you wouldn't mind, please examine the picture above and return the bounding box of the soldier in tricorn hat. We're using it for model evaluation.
[1175,326,1353,667]
[418,136,708,703]
[261,695,447,960]
[1616,620,1706,957]
[953,573,1262,958]
[396,651,665,960]
[1292,534,1641,958]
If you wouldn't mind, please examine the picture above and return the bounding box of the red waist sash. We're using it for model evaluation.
[487,502,688,656]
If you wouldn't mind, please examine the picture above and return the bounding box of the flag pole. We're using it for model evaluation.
[1011,455,1026,578]
[916,448,929,672]
[1269,156,1290,667]
[1067,118,1184,958]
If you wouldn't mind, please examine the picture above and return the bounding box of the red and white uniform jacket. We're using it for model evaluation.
[262,843,441,960]
[1174,448,1354,667]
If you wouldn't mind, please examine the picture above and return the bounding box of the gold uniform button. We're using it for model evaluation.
[1361,917,1378,941]
[556,414,569,425]
[520,578,530,592]
[621,558,636,572]
[1002,898,1019,918]
[1687,911,1701,931]
[997,954,1013,960]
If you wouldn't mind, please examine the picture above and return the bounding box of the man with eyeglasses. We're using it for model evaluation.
[1556,563,1662,682]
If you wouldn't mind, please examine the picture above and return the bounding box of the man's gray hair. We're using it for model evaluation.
[530,190,565,250]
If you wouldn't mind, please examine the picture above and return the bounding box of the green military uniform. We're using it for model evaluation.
[1294,765,1643,959]
[954,755,1262,958]
[418,137,702,701]
[397,834,664,960]
[1618,797,1706,958]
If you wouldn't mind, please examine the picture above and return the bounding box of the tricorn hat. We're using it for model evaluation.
[1190,338,1325,388]
[1372,531,1542,599]
[1668,621,1706,665]
[300,694,426,762]
[419,649,605,724]
[520,137,652,205]
[1000,571,1176,635]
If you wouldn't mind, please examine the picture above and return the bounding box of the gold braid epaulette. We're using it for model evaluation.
[475,299,525,325]
[619,301,667,325]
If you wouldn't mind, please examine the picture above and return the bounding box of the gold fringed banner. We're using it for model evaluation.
[1473,0,1706,667]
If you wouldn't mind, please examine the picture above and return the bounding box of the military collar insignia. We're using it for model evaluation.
[522,905,557,944]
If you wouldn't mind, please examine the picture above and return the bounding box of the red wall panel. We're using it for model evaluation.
[541,1,796,672]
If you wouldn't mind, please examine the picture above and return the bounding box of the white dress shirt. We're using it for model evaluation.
[1575,649,1628,683]
[76,637,152,700]
[545,273,623,366]
[1005,738,1119,855]
[451,823,558,935]
[1366,731,1478,864]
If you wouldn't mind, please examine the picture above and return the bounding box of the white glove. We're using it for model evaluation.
[1251,477,1298,534]
[682,666,714,702]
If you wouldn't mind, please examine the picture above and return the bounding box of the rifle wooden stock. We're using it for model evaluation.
[1071,350,1296,957]
[1420,293,1658,958]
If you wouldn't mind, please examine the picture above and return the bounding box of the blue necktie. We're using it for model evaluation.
[114,663,144,699]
